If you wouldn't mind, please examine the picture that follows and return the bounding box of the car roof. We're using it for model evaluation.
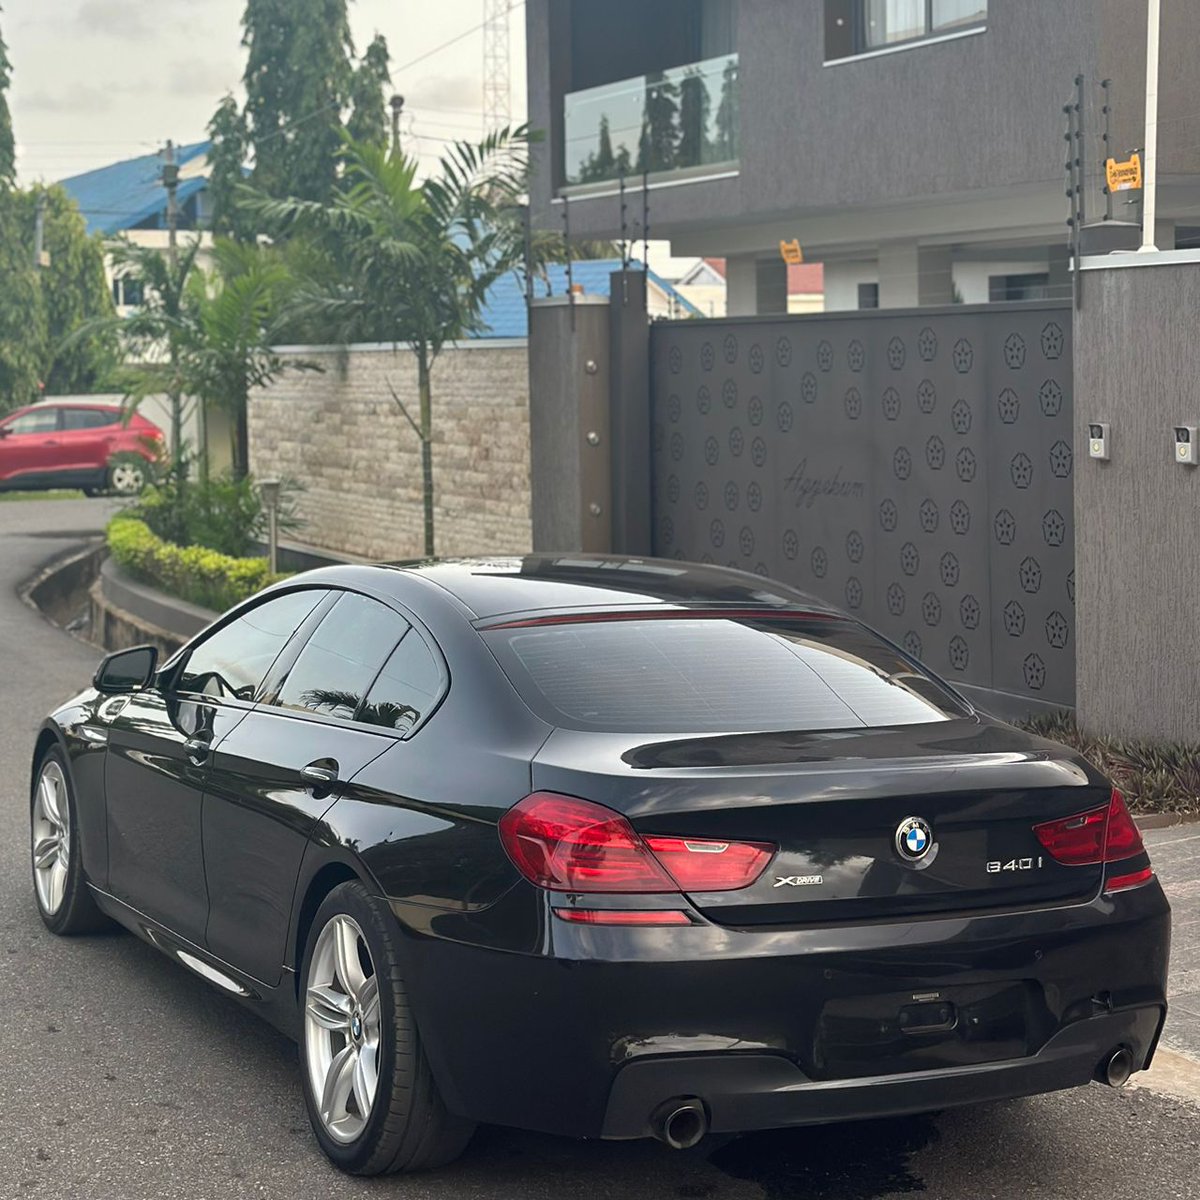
[342,555,838,621]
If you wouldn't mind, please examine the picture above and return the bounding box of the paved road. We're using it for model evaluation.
[2,498,1198,1200]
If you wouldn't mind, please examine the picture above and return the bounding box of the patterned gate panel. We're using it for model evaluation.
[651,305,1074,708]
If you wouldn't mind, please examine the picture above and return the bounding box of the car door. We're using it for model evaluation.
[0,407,63,485]
[58,406,120,475]
[202,591,422,985]
[104,589,326,944]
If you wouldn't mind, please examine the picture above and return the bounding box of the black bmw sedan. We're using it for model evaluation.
[30,556,1170,1174]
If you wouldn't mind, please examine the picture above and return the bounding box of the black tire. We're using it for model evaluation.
[30,748,110,935]
[299,880,475,1174]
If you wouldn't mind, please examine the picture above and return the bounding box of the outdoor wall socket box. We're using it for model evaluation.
[1088,423,1111,461]
[1175,426,1199,465]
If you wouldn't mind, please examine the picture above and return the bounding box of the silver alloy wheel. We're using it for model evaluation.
[305,914,382,1144]
[110,461,145,495]
[32,760,70,916]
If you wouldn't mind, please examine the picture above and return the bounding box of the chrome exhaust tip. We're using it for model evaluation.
[1102,1046,1135,1088]
[651,1098,709,1150]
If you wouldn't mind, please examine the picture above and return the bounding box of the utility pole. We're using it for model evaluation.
[33,192,47,270]
[390,95,405,154]
[1138,0,1161,252]
[162,139,180,269]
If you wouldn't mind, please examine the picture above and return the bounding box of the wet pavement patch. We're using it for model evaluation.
[709,1115,937,1199]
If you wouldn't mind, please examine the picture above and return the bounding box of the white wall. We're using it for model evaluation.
[823,261,879,312]
[952,258,1049,305]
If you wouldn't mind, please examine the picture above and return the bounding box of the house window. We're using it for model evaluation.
[112,277,145,309]
[826,0,986,61]
[858,282,880,310]
[988,273,1051,303]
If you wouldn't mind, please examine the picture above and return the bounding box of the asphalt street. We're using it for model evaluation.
[1,497,1198,1200]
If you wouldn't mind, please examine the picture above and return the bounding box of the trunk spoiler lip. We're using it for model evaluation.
[475,606,843,632]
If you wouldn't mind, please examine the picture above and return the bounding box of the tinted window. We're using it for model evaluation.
[6,409,59,435]
[177,591,323,701]
[273,593,409,722]
[62,407,118,430]
[484,615,970,734]
[359,630,444,734]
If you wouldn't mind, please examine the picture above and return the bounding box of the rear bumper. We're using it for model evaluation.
[399,880,1171,1140]
[601,1004,1164,1138]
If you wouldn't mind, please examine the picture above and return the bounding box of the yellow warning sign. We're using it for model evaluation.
[1106,153,1142,193]
[779,239,804,265]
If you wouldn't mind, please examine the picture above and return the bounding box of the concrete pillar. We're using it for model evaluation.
[608,270,652,555]
[1073,258,1200,740]
[878,242,955,308]
[726,254,757,316]
[527,296,612,553]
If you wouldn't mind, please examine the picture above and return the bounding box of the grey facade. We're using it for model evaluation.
[526,1,1200,312]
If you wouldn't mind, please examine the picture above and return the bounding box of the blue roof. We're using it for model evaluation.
[59,142,210,236]
[478,259,701,338]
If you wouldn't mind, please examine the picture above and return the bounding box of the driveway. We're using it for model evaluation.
[1,498,1198,1200]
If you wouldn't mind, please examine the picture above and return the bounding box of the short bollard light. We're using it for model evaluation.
[260,479,282,575]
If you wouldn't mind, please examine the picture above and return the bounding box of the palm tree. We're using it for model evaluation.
[251,129,531,557]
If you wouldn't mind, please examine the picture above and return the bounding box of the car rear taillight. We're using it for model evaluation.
[641,835,774,892]
[1033,789,1151,892]
[499,792,775,895]
[552,908,692,926]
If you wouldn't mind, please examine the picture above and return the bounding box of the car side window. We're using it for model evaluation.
[62,408,118,430]
[7,409,59,435]
[177,591,325,702]
[359,629,446,735]
[271,593,410,722]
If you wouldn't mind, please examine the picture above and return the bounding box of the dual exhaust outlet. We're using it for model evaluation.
[649,1047,1136,1150]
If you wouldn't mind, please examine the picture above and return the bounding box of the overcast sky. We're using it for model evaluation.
[5,0,528,184]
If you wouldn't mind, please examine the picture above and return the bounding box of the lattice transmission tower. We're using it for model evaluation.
[482,0,512,133]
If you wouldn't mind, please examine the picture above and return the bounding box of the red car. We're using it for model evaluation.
[0,402,164,496]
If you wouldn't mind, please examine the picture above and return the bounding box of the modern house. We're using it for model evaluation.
[59,142,214,314]
[525,0,1200,313]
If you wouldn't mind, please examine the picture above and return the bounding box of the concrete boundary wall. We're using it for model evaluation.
[248,341,532,562]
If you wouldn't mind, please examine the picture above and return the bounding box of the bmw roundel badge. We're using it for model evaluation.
[895,816,934,862]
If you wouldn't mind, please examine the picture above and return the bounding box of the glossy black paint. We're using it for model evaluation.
[34,556,1171,1144]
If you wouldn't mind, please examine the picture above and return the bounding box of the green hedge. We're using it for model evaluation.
[107,516,280,612]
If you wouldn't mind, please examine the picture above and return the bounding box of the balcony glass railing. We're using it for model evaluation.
[563,53,739,187]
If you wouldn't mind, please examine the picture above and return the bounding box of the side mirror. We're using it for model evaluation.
[94,645,159,694]
[0,426,12,439]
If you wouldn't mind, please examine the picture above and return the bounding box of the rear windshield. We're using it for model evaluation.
[482,614,971,734]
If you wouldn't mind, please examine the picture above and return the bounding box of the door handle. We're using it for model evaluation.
[300,763,339,791]
[185,737,211,764]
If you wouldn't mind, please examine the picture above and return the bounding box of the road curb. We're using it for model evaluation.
[1136,811,1200,830]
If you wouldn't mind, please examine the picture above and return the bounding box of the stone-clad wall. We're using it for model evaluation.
[248,341,532,561]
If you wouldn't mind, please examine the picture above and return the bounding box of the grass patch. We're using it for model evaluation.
[0,489,86,502]
[1020,711,1200,814]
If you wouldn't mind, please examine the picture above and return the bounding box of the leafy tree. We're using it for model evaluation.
[241,0,355,204]
[207,94,251,240]
[22,185,116,394]
[184,239,314,478]
[347,33,391,149]
[713,58,739,162]
[0,3,14,187]
[253,130,532,557]
[0,196,45,411]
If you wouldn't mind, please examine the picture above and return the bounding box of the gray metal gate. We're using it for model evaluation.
[650,303,1075,709]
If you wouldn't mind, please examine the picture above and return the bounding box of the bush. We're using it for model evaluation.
[1020,711,1200,814]
[108,515,280,612]
[126,473,303,558]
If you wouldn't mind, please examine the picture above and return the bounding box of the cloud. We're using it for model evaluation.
[19,83,119,115]
[167,58,240,100]
[406,74,482,114]
[76,0,155,40]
